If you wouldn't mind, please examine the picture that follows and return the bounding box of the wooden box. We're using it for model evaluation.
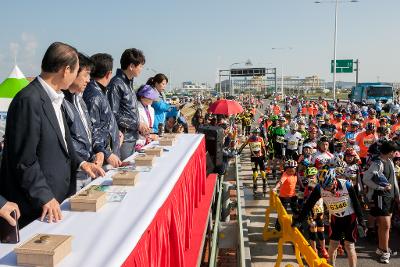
[14,234,72,267]
[144,147,163,157]
[135,154,155,166]
[159,137,175,146]
[163,133,178,140]
[70,185,106,212]
[112,171,139,186]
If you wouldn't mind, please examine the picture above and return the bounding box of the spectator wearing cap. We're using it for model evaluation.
[136,85,158,146]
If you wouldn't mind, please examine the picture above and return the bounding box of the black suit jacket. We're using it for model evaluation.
[0,78,83,227]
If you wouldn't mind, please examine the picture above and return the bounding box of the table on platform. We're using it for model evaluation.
[0,134,217,267]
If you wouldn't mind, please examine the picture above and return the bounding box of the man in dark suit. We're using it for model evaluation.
[0,42,105,228]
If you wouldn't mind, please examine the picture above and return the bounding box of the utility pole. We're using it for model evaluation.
[354,59,359,86]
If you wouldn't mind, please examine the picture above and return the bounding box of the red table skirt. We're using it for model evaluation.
[122,138,207,267]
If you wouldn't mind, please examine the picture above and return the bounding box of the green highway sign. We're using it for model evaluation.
[331,59,353,73]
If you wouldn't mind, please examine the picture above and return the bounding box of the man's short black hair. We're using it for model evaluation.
[120,48,145,70]
[41,42,78,73]
[90,53,113,79]
[380,141,398,155]
[78,53,93,73]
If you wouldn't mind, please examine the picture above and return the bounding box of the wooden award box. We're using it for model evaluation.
[14,234,72,267]
[134,154,155,167]
[144,147,163,157]
[112,170,139,186]
[158,137,175,146]
[70,185,106,212]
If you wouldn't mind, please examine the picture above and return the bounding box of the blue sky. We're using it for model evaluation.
[0,0,399,88]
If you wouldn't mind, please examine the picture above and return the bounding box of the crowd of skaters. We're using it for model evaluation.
[191,94,400,266]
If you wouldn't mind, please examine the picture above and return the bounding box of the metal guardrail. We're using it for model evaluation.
[235,155,246,267]
[209,174,223,267]
[208,155,246,267]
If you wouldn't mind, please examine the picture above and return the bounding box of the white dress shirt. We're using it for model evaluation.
[38,76,68,151]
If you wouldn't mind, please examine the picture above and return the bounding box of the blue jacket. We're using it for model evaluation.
[63,91,93,162]
[107,69,139,142]
[83,80,120,159]
[152,92,172,133]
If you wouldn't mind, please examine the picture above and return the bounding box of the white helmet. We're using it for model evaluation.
[289,121,298,131]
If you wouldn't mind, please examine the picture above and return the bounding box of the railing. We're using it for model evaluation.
[209,174,223,267]
[235,155,246,266]
[208,155,246,267]
[263,189,333,267]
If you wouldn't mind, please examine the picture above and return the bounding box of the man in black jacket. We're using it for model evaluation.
[63,53,105,191]
[107,48,149,160]
[0,42,105,227]
[83,53,122,167]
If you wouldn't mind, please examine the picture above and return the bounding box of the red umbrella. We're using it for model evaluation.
[208,99,244,115]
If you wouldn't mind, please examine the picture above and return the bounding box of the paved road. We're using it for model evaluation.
[240,99,400,266]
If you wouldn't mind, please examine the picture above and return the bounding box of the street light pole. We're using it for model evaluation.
[315,0,359,101]
[332,0,338,101]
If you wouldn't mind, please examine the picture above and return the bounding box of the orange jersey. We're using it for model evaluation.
[248,136,265,157]
[391,123,400,133]
[301,107,307,115]
[356,131,377,158]
[273,105,281,115]
[279,172,298,198]
[334,130,345,141]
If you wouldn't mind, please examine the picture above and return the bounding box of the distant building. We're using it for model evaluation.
[177,81,212,95]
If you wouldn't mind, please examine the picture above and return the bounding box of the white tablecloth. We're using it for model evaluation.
[0,134,204,267]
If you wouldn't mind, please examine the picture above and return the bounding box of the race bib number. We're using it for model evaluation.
[288,140,297,146]
[249,142,261,152]
[328,200,348,213]
[363,139,374,147]
[276,136,285,144]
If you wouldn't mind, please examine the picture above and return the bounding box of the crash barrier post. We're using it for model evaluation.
[263,189,332,267]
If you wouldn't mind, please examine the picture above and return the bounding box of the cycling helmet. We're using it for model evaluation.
[278,116,286,122]
[318,136,330,144]
[305,167,318,177]
[251,128,261,134]
[366,122,376,131]
[303,143,313,149]
[344,147,357,157]
[270,115,278,121]
[285,160,298,169]
[335,112,342,118]
[298,118,306,125]
[321,168,336,189]
[350,121,360,127]
[289,121,299,131]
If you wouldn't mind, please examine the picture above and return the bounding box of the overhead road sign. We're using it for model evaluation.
[331,59,353,73]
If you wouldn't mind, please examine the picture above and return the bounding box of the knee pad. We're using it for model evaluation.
[252,171,258,181]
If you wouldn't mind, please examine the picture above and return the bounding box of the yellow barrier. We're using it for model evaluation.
[263,189,332,267]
